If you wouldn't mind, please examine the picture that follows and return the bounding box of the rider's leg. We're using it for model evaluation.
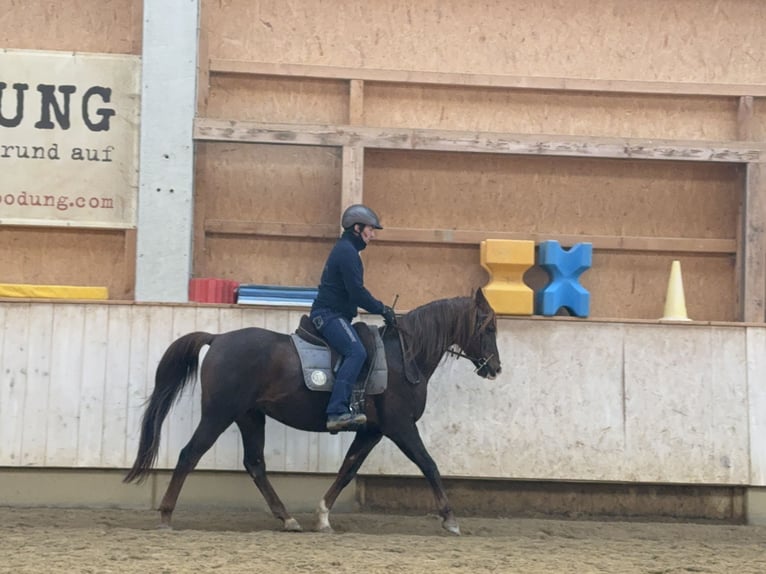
[319,316,367,428]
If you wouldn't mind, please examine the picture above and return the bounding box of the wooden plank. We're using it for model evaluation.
[205,219,339,239]
[204,219,736,254]
[191,307,221,470]
[743,163,766,322]
[341,145,364,209]
[101,305,132,467]
[123,228,137,300]
[21,304,54,466]
[164,306,198,470]
[124,305,152,469]
[210,59,766,98]
[0,304,27,465]
[196,25,210,116]
[194,118,764,163]
[216,308,246,470]
[77,305,109,467]
[46,304,86,466]
[147,306,175,469]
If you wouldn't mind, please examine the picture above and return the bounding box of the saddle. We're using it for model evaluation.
[292,315,387,395]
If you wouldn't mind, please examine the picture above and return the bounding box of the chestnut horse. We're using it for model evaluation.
[124,288,501,535]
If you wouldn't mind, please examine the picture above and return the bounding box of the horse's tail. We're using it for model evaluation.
[123,331,216,484]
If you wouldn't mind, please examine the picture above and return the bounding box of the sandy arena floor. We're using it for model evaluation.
[0,506,764,574]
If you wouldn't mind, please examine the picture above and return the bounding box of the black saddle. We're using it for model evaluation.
[296,315,378,379]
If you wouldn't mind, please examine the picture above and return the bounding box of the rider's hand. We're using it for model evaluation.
[382,306,397,327]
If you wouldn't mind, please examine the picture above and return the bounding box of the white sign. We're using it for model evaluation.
[0,49,140,228]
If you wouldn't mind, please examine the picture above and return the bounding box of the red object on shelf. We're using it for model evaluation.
[188,278,239,303]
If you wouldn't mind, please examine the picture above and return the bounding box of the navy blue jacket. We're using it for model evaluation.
[311,230,385,321]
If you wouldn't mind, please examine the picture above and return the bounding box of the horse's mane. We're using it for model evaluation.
[397,296,476,368]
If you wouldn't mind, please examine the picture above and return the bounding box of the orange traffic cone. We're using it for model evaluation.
[660,260,691,321]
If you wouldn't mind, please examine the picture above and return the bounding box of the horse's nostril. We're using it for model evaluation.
[497,366,502,373]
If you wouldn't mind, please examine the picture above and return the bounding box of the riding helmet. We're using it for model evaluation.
[341,204,383,230]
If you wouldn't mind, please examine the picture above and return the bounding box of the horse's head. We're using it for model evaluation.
[464,288,502,380]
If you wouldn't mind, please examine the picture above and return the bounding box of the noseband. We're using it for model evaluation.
[446,309,495,372]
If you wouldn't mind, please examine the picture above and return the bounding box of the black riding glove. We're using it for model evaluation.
[382,305,397,327]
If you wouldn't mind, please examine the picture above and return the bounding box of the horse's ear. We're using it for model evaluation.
[475,288,493,312]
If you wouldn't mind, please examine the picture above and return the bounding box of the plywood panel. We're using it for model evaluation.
[202,0,765,84]
[202,235,332,288]
[195,143,341,224]
[0,0,141,54]
[0,228,134,299]
[364,85,738,140]
[364,150,740,240]
[585,253,736,322]
[207,76,348,124]
[363,245,736,322]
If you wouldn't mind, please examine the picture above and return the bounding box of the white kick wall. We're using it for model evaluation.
[1,301,764,489]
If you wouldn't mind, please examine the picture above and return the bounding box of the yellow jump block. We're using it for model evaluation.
[480,239,535,315]
[0,283,109,300]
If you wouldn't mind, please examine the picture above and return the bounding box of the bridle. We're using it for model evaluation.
[446,308,495,373]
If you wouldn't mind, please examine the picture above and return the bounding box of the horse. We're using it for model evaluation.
[123,288,502,535]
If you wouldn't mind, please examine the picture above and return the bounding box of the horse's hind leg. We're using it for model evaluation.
[316,429,383,533]
[236,410,301,532]
[158,413,232,528]
[387,424,460,535]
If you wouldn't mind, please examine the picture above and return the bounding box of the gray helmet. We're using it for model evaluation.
[341,204,383,230]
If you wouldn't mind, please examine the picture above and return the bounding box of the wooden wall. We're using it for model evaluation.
[0,0,141,299]
[194,0,765,321]
[2,0,764,320]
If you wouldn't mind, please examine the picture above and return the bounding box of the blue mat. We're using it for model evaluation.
[237,284,318,307]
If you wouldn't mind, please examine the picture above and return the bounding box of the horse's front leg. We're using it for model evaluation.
[387,423,460,535]
[317,428,383,533]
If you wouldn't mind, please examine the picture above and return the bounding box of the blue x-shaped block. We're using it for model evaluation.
[535,241,592,317]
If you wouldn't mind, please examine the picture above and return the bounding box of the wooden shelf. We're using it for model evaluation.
[194,118,764,163]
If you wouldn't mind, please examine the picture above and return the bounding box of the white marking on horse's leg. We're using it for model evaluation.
[315,498,333,533]
[442,516,461,535]
[283,517,302,532]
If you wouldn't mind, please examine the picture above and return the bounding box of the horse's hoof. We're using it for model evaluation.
[442,519,461,536]
[316,524,334,534]
[282,518,302,532]
[157,523,173,531]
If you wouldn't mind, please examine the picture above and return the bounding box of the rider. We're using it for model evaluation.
[310,204,397,432]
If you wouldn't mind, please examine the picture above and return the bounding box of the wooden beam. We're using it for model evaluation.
[196,26,210,116]
[194,118,764,163]
[209,59,766,98]
[204,220,736,254]
[742,163,766,321]
[348,79,364,125]
[341,144,364,208]
[205,220,339,239]
[737,96,754,141]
